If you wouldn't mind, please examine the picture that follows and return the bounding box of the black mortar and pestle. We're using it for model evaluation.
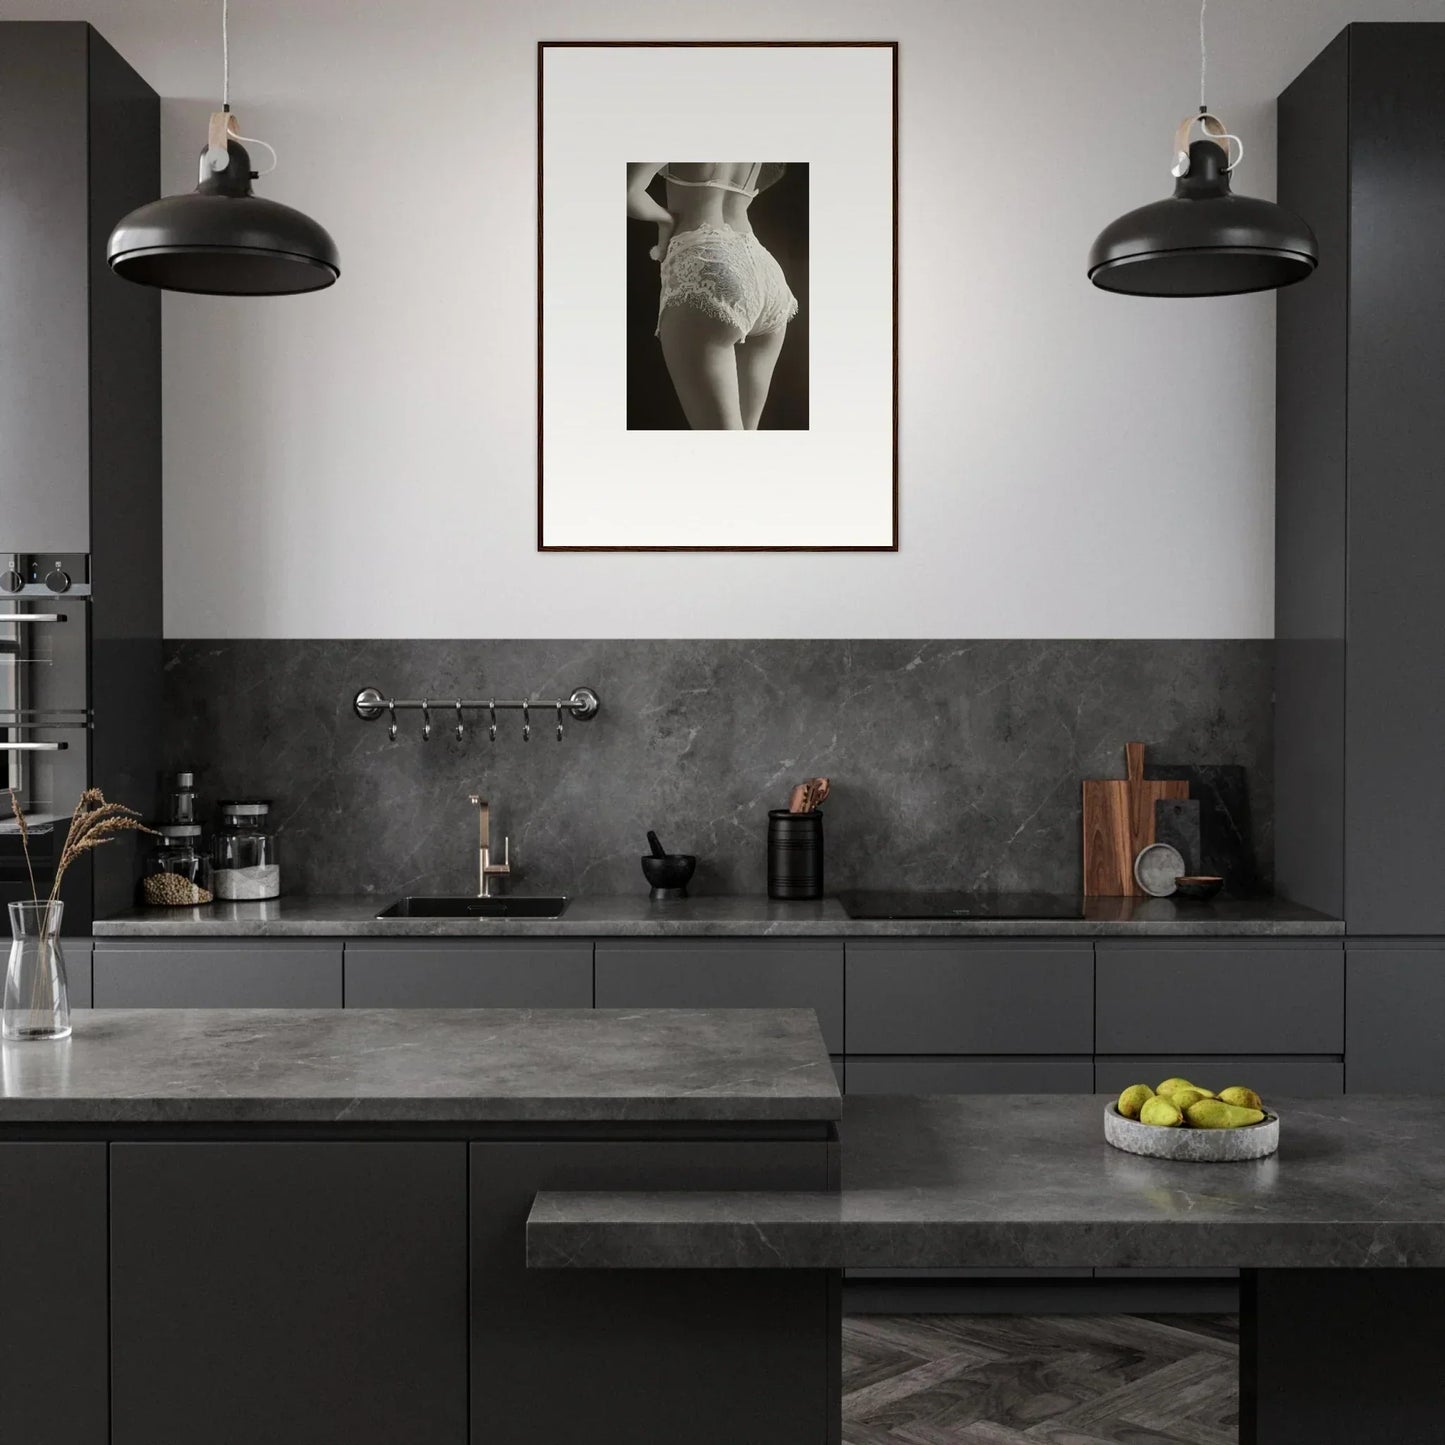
[642,830,696,900]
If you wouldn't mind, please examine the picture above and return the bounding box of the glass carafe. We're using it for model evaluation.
[4,901,72,1042]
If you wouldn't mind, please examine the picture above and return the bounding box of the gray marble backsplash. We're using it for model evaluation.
[161,641,1273,900]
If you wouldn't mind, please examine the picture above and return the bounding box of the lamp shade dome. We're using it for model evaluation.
[1088,140,1317,297]
[107,140,339,296]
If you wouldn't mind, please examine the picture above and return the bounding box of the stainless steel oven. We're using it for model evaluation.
[1,554,92,923]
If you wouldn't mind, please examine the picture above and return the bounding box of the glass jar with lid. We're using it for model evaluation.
[140,825,214,907]
[212,800,281,901]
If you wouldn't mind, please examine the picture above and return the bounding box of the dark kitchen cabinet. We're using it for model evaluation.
[595,940,844,1053]
[1095,941,1343,1056]
[93,939,343,1007]
[109,1142,468,1445]
[846,941,1093,1055]
[0,1144,108,1445]
[1277,25,1445,935]
[1345,945,1445,1092]
[470,1139,835,1445]
[0,20,159,549]
[344,939,592,1008]
[0,22,162,928]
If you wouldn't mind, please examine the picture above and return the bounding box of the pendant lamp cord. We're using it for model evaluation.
[1198,0,1207,111]
[204,0,278,176]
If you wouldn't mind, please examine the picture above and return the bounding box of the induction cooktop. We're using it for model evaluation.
[836,891,1086,920]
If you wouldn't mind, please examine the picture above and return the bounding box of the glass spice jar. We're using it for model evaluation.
[212,800,281,901]
[141,825,214,907]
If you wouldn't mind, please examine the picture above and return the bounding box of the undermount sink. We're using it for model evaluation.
[376,895,569,920]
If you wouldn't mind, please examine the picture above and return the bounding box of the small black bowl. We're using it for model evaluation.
[642,854,696,900]
[1173,875,1225,901]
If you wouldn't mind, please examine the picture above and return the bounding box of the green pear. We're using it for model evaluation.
[1218,1086,1264,1111]
[1118,1084,1154,1119]
[1185,1099,1266,1129]
[1140,1096,1185,1127]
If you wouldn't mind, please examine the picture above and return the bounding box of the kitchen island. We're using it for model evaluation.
[532,1093,1445,1445]
[0,1007,841,1445]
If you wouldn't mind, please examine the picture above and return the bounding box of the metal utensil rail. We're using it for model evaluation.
[352,685,600,742]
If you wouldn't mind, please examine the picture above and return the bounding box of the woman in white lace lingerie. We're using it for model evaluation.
[626,162,798,430]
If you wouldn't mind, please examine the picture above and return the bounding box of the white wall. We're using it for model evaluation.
[14,0,1445,639]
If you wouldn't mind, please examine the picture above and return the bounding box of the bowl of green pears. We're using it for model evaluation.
[1105,1077,1279,1161]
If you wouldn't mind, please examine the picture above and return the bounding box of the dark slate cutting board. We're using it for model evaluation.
[1146,764,1260,895]
[1154,797,1202,876]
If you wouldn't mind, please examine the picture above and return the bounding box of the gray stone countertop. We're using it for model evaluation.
[92,893,1343,938]
[0,1008,840,1125]
[527,1094,1445,1270]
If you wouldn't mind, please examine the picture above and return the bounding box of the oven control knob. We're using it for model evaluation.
[0,569,22,594]
[45,567,72,594]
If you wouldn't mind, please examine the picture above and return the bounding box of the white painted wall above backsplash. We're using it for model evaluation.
[14,0,1445,639]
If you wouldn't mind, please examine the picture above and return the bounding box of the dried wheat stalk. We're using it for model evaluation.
[7,789,39,902]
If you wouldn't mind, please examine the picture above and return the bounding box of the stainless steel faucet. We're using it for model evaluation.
[467,795,511,897]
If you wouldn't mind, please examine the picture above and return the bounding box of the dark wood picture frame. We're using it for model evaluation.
[537,40,899,552]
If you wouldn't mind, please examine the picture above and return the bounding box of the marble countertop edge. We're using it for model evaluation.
[91,893,1345,938]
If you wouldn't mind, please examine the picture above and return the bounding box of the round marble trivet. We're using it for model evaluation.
[1104,1103,1280,1161]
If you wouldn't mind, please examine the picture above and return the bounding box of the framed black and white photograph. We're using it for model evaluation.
[538,42,897,551]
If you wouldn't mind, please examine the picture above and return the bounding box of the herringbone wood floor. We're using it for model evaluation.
[842,1314,1239,1444]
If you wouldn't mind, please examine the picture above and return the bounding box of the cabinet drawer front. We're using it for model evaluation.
[846,1057,1095,1095]
[1095,942,1343,1054]
[1346,947,1445,1092]
[845,942,1093,1055]
[93,941,342,1008]
[344,941,592,1009]
[1094,1056,1344,1096]
[594,942,843,1053]
[111,1142,467,1445]
[63,939,92,1008]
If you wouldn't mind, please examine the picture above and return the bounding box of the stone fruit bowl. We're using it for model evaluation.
[1105,1103,1280,1162]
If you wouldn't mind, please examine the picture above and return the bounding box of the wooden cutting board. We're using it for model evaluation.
[1082,742,1189,896]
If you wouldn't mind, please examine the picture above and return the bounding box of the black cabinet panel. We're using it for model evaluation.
[111,1142,467,1445]
[847,1057,1094,1094]
[63,938,92,1008]
[1346,945,1445,1092]
[1095,1056,1343,1097]
[846,941,1093,1055]
[0,24,90,548]
[344,939,592,1008]
[1344,27,1445,934]
[94,940,343,1007]
[1275,29,1348,921]
[1277,25,1445,934]
[0,1143,107,1445]
[1096,942,1342,1055]
[471,1139,834,1445]
[595,940,843,1053]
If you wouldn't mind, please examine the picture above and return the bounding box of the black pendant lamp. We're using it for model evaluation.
[107,0,338,296]
[1088,1,1316,297]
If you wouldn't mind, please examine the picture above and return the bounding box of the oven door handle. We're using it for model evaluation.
[0,741,68,751]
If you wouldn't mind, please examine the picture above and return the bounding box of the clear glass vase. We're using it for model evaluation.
[4,901,71,1042]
